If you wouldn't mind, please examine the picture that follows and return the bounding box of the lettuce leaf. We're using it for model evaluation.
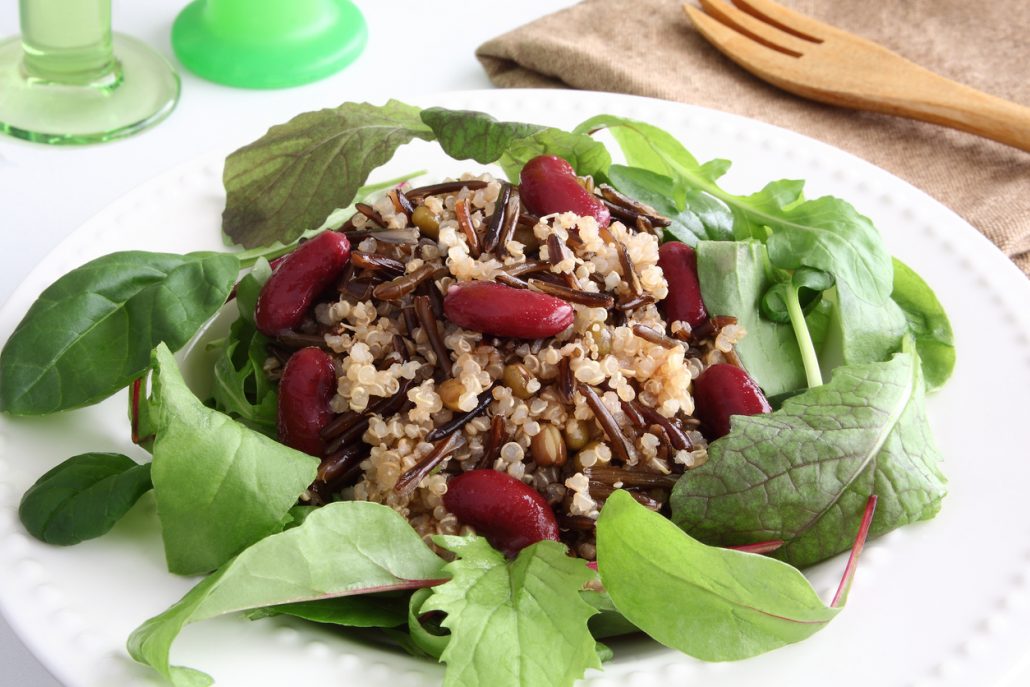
[421,536,601,687]
[128,501,446,687]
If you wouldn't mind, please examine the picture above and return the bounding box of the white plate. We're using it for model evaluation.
[1,90,1029,687]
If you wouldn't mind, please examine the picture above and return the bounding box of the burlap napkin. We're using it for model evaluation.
[477,0,1030,275]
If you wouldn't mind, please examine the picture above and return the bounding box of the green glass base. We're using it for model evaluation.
[0,33,179,145]
[172,0,367,89]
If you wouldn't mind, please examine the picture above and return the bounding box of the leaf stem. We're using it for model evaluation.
[728,540,785,555]
[831,495,878,608]
[785,283,823,387]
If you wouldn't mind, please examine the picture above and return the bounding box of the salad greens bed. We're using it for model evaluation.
[0,100,954,687]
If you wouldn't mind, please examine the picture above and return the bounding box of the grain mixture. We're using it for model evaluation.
[267,173,746,559]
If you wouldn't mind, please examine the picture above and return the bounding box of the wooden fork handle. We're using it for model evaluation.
[849,68,1030,152]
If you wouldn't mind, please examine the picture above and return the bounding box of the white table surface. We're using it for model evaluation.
[0,2,577,684]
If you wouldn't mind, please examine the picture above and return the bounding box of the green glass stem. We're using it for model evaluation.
[20,0,115,84]
[0,0,179,145]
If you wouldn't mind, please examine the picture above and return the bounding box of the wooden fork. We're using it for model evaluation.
[684,0,1030,152]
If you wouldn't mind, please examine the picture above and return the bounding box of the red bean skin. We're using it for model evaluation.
[255,231,351,336]
[658,242,709,330]
[277,347,337,456]
[519,155,611,228]
[444,281,574,339]
[692,363,771,440]
[444,469,560,556]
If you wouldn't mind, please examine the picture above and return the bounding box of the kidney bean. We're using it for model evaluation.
[658,242,709,331]
[255,231,351,336]
[444,469,560,556]
[444,281,573,339]
[519,155,611,228]
[692,363,771,440]
[277,347,337,456]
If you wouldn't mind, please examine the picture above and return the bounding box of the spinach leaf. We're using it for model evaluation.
[498,128,611,183]
[596,491,840,661]
[420,108,545,164]
[890,257,955,391]
[422,536,601,687]
[575,115,893,305]
[0,251,239,416]
[146,343,317,575]
[607,164,734,245]
[248,594,409,628]
[696,240,808,396]
[671,352,947,568]
[582,589,639,639]
[19,453,152,545]
[128,501,447,687]
[222,99,434,248]
[822,278,908,373]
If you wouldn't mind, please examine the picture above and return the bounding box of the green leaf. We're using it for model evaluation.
[408,587,450,659]
[823,278,908,372]
[18,453,152,546]
[209,317,277,435]
[420,108,545,164]
[576,115,892,304]
[596,491,840,661]
[222,99,434,248]
[422,536,601,687]
[145,343,317,574]
[498,128,612,183]
[670,352,947,568]
[128,501,447,687]
[607,165,734,245]
[249,594,409,628]
[696,241,808,396]
[0,251,239,416]
[890,258,955,391]
[234,257,273,324]
[582,589,639,639]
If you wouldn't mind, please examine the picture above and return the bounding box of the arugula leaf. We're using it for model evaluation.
[0,251,239,416]
[420,108,545,164]
[128,501,447,687]
[607,164,734,245]
[671,352,947,568]
[234,257,273,324]
[575,114,893,304]
[498,128,611,183]
[422,536,601,687]
[19,453,152,545]
[222,99,434,248]
[146,343,317,574]
[210,317,277,435]
[248,594,408,628]
[890,258,955,391]
[596,491,840,661]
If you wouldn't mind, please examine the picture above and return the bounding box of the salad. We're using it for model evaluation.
[0,101,954,687]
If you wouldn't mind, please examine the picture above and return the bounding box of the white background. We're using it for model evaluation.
[0,2,577,683]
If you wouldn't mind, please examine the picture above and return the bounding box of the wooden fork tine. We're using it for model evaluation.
[730,0,826,43]
[699,0,810,56]
[685,4,800,70]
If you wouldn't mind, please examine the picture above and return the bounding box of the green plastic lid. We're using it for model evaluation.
[172,0,367,89]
